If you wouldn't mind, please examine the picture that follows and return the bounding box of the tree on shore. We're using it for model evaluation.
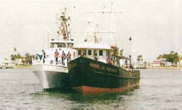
[10,53,22,61]
[24,53,33,65]
[14,47,16,53]
[137,55,143,62]
[10,48,33,65]
[157,55,163,60]
[157,51,180,65]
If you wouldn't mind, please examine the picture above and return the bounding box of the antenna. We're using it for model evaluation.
[92,31,115,33]
[129,37,132,63]
[86,11,123,13]
[57,7,71,41]
[85,2,122,45]
[47,32,50,49]
[91,31,115,43]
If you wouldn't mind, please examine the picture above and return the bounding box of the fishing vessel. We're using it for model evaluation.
[32,9,76,91]
[68,36,140,93]
[68,5,140,93]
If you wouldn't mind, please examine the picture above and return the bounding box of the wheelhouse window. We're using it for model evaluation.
[58,43,62,48]
[99,50,103,56]
[78,50,81,55]
[54,43,58,48]
[50,43,54,48]
[88,50,92,55]
[68,43,73,48]
[56,43,66,48]
[94,50,97,56]
[62,43,66,47]
[50,43,58,48]
[106,50,110,57]
[83,50,86,55]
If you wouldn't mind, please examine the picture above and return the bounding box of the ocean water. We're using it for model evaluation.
[0,69,182,110]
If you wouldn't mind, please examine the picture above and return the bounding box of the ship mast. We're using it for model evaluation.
[94,32,99,43]
[57,7,71,41]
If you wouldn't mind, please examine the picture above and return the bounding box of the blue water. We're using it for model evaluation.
[0,69,182,110]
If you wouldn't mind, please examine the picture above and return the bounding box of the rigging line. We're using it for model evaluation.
[0,1,130,5]
[110,2,113,46]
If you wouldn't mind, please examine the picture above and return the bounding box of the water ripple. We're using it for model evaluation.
[1,69,182,110]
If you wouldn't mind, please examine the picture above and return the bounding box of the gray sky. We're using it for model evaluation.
[0,0,182,63]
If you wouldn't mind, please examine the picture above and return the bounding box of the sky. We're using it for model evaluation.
[0,0,182,63]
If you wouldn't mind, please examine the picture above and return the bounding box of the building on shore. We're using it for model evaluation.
[0,64,2,69]
[133,61,146,69]
[152,58,173,67]
[152,60,161,67]
[177,60,182,67]
[132,58,149,69]
[2,59,15,69]
[165,62,172,67]
[15,58,23,65]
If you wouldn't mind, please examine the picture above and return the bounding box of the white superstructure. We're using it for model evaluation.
[32,9,76,91]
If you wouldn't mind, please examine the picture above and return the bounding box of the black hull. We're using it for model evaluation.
[44,71,70,89]
[68,57,140,93]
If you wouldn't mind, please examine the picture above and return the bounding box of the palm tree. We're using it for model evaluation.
[157,55,163,60]
[13,47,17,55]
[137,55,143,69]
[11,54,16,61]
[137,55,143,62]
[24,53,33,65]
[14,47,16,53]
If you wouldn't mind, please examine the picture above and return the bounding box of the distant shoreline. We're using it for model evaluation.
[1,65,182,70]
[15,65,32,69]
[146,66,182,69]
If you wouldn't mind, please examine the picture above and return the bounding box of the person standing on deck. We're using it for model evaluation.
[61,51,66,66]
[67,51,71,62]
[107,56,112,65]
[42,50,46,63]
[54,49,59,65]
[73,51,76,58]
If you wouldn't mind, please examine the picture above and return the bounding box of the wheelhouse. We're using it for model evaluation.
[74,43,112,63]
[74,43,130,68]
